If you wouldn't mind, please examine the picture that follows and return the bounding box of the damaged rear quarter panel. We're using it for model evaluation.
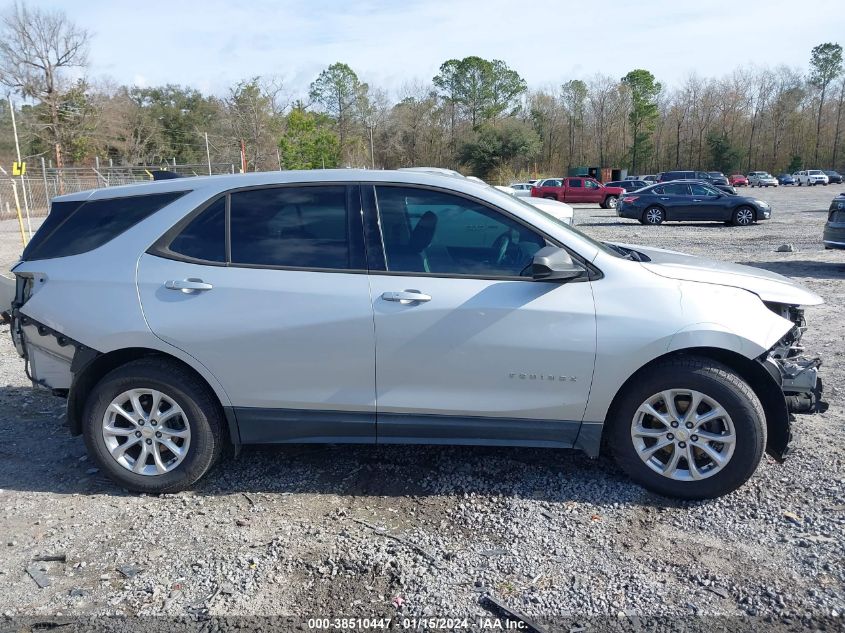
[12,185,234,408]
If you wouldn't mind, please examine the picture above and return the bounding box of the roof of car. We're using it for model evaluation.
[51,169,495,203]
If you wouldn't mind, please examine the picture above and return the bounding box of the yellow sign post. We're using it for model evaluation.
[12,161,26,176]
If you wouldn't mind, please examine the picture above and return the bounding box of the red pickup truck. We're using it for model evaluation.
[531,177,624,209]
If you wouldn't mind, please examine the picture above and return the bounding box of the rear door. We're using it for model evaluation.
[364,184,596,446]
[565,178,586,203]
[658,182,694,220]
[137,184,377,443]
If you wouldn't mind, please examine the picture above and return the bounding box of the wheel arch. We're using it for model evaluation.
[601,346,789,461]
[67,347,240,446]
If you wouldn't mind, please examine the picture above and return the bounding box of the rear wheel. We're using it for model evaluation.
[732,206,755,226]
[607,356,766,499]
[642,206,665,225]
[601,195,618,210]
[82,358,223,493]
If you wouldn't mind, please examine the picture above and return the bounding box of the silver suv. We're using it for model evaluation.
[9,170,825,498]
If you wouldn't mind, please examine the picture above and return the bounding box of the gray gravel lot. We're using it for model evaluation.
[0,184,843,623]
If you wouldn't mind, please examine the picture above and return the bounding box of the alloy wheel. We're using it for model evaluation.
[645,208,664,224]
[630,389,736,481]
[735,208,754,225]
[102,388,191,476]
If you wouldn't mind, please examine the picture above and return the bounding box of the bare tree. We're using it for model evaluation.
[0,2,90,168]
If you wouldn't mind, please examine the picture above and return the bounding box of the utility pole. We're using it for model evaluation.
[205,132,212,175]
[8,96,31,237]
[369,125,375,169]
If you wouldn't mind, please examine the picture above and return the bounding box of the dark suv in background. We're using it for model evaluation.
[825,195,845,249]
[658,171,719,184]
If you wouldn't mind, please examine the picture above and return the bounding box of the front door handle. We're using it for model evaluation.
[659,197,670,201]
[165,278,213,293]
[381,290,431,304]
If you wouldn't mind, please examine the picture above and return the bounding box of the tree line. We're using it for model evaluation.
[1,3,843,184]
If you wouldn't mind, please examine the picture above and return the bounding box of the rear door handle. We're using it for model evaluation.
[165,278,213,293]
[381,290,431,304]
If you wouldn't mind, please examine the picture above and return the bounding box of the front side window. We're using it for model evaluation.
[375,186,546,278]
[663,183,691,196]
[229,186,351,269]
[690,183,717,196]
[584,180,599,189]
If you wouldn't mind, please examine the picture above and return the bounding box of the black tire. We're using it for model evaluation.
[601,195,618,210]
[731,206,756,226]
[607,356,766,499]
[797,180,802,186]
[82,358,224,493]
[642,206,665,225]
[544,195,557,200]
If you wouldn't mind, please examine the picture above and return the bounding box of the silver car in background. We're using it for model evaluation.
[10,170,824,498]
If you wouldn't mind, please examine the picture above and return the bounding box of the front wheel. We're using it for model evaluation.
[82,358,224,493]
[601,195,618,210]
[607,356,766,499]
[642,206,665,225]
[732,206,755,226]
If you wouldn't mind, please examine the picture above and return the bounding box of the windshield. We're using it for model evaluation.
[809,170,823,175]
[484,186,626,258]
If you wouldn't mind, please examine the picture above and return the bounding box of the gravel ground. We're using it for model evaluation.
[0,184,843,626]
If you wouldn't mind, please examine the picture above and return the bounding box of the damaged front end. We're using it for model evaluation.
[762,303,826,415]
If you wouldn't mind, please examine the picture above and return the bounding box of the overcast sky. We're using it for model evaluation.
[18,0,845,99]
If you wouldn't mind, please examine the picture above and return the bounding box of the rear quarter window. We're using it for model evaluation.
[23,191,188,261]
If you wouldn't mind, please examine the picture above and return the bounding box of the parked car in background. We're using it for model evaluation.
[521,196,574,225]
[824,194,845,249]
[606,180,649,192]
[748,172,779,187]
[9,169,824,499]
[729,174,749,187]
[508,183,534,197]
[657,170,718,184]
[616,180,772,226]
[707,172,730,186]
[796,170,829,186]
[823,170,843,184]
[776,173,796,186]
[531,177,624,209]
[642,175,658,183]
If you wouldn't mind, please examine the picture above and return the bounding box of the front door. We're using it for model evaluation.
[137,184,377,443]
[365,185,597,446]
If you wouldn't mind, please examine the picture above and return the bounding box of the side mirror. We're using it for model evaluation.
[532,246,584,281]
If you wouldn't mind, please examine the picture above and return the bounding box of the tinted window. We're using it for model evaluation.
[375,186,546,278]
[585,180,599,189]
[651,186,665,195]
[690,183,717,196]
[569,179,583,188]
[662,183,691,196]
[168,197,226,262]
[542,179,561,187]
[229,186,351,269]
[23,191,187,261]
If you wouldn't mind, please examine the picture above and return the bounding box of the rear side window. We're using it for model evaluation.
[23,191,187,261]
[229,186,352,269]
[569,179,583,188]
[168,197,226,262]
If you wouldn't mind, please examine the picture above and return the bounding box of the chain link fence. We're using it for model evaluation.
[0,163,236,221]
